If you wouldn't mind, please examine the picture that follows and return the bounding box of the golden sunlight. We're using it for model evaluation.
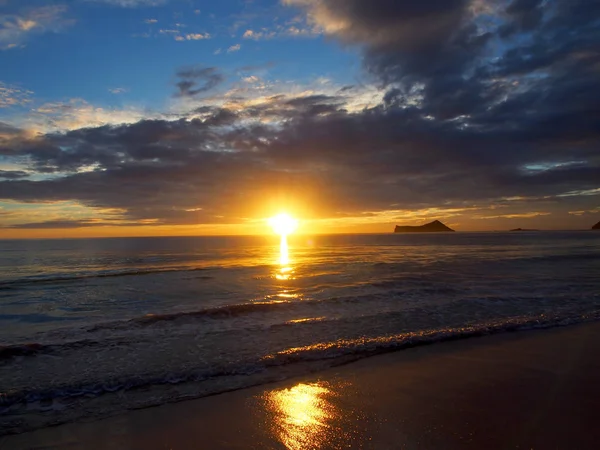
[264,382,335,450]
[268,213,299,269]
[268,213,299,237]
[279,235,290,267]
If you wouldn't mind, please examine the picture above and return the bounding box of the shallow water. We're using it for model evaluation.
[1,232,599,434]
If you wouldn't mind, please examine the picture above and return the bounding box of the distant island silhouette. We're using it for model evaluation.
[394,220,455,233]
[510,228,540,232]
[593,221,600,230]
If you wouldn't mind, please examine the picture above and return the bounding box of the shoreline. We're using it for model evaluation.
[2,313,599,436]
[3,321,600,449]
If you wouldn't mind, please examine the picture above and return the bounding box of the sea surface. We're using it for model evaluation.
[1,232,599,434]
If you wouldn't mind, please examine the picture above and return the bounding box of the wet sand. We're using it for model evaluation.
[3,322,600,449]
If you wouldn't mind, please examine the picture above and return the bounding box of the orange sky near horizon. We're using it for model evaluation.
[1,211,597,239]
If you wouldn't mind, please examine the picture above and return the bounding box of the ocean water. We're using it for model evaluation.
[1,232,599,434]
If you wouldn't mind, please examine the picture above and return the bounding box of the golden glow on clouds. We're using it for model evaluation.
[0,5,73,50]
[1,191,586,238]
[472,212,551,220]
[283,0,350,35]
[28,99,155,133]
[0,82,33,108]
[0,201,122,227]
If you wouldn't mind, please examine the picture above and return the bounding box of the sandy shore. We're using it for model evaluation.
[3,322,600,449]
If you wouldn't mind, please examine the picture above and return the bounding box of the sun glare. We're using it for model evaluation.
[268,213,299,237]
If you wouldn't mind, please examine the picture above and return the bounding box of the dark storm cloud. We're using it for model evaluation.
[285,95,339,108]
[0,170,28,179]
[1,96,598,228]
[285,0,501,124]
[288,0,600,122]
[0,122,23,136]
[214,93,347,123]
[501,0,544,36]
[287,0,480,82]
[1,0,599,228]
[174,67,225,98]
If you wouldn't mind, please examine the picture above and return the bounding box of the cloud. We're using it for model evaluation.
[0,82,33,107]
[0,121,32,144]
[1,83,598,228]
[569,207,600,216]
[227,44,241,53]
[108,87,128,94]
[241,24,320,41]
[283,0,484,84]
[182,32,210,40]
[173,67,225,98]
[0,5,74,50]
[161,29,210,41]
[0,169,28,180]
[8,219,143,229]
[26,98,156,133]
[472,212,551,220]
[144,19,158,24]
[282,0,600,121]
[242,29,276,40]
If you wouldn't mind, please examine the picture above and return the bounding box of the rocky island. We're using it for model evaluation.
[510,228,540,231]
[394,220,455,233]
[593,221,600,230]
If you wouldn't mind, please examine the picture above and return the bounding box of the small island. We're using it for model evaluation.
[394,220,455,233]
[593,221,600,230]
[510,228,540,232]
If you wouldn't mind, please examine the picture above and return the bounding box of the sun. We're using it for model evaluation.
[268,213,299,236]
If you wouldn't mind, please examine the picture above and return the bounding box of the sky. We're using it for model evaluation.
[0,0,599,238]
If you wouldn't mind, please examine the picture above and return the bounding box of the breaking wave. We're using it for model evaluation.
[2,311,599,415]
[0,266,211,289]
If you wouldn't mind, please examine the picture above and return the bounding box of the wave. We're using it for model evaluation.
[0,266,210,289]
[262,314,595,364]
[0,342,48,360]
[0,337,139,362]
[0,301,302,358]
[70,288,436,331]
[34,293,391,335]
[518,253,600,263]
[90,301,295,330]
[2,311,599,415]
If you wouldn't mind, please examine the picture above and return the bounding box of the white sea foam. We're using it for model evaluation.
[1,232,599,434]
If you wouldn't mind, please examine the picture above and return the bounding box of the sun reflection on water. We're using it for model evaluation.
[264,382,336,450]
[279,235,290,265]
[275,235,295,280]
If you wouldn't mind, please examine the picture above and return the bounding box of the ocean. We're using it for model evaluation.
[1,232,599,434]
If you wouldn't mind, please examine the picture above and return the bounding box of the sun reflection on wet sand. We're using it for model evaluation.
[264,382,337,450]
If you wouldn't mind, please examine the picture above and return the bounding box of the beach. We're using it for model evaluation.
[2,0,599,447]
[3,321,599,449]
